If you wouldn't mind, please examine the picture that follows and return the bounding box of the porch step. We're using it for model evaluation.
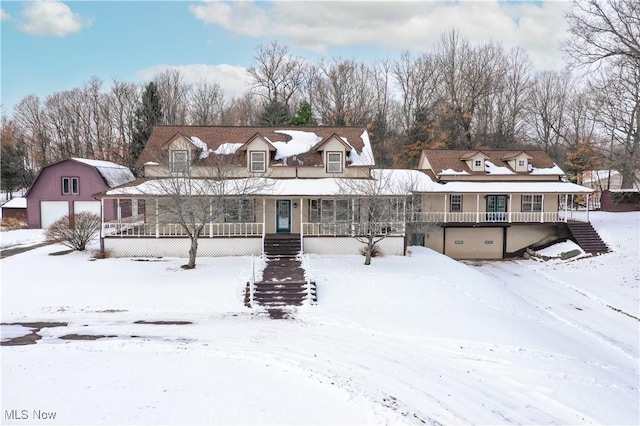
[566,222,610,254]
[264,235,301,257]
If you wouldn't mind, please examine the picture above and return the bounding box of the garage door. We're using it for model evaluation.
[40,201,69,228]
[74,201,101,216]
[444,227,504,260]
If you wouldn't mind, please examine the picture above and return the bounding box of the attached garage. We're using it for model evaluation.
[74,201,101,215]
[444,227,504,260]
[40,201,69,228]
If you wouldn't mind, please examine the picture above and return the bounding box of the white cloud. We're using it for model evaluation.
[18,1,91,37]
[136,64,252,99]
[189,0,571,70]
[1,8,10,21]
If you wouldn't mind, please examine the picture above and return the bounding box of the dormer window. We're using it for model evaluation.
[170,150,189,173]
[250,151,266,173]
[518,159,526,168]
[474,160,483,168]
[327,152,343,173]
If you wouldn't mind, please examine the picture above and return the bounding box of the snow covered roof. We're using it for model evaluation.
[432,181,593,194]
[104,169,436,198]
[1,197,26,209]
[421,150,564,178]
[72,158,135,188]
[139,126,374,168]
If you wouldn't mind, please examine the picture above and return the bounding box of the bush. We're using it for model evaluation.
[91,249,111,259]
[0,217,27,230]
[359,244,382,258]
[45,212,100,251]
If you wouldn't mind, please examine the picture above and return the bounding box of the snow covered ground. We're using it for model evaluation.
[1,212,638,425]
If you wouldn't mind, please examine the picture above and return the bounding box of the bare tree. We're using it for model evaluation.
[564,0,640,66]
[336,170,421,265]
[155,69,189,125]
[45,212,101,251]
[248,41,307,107]
[138,154,273,269]
[188,80,226,125]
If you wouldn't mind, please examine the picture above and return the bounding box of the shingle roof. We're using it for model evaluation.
[137,125,371,168]
[421,149,561,178]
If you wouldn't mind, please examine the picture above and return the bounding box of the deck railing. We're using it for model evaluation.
[302,221,405,237]
[104,220,263,237]
[408,210,586,224]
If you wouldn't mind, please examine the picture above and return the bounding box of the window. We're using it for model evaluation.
[522,194,543,212]
[450,194,462,212]
[326,152,343,173]
[62,177,79,195]
[518,159,526,168]
[250,151,266,173]
[171,150,189,173]
[224,199,255,222]
[474,159,482,168]
[311,199,352,222]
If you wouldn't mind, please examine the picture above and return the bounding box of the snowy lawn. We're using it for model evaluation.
[1,212,638,425]
[0,229,46,249]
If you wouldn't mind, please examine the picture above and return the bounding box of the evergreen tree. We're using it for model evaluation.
[290,101,315,126]
[1,138,31,198]
[259,99,290,126]
[130,82,162,174]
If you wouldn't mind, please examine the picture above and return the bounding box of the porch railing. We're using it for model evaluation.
[302,221,405,237]
[104,220,263,237]
[408,210,589,224]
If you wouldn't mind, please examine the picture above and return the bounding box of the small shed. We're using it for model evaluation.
[1,197,27,221]
[25,158,135,229]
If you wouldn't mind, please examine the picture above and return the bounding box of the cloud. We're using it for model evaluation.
[18,1,91,36]
[136,64,252,99]
[1,8,10,21]
[189,0,571,70]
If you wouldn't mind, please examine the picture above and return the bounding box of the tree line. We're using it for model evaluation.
[2,0,638,197]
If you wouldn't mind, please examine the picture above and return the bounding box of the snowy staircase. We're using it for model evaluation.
[566,221,609,254]
[245,235,316,308]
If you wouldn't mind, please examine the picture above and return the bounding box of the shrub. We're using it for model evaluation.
[359,244,382,258]
[45,212,100,251]
[91,249,111,259]
[0,217,27,230]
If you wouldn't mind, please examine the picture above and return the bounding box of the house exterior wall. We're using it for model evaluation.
[26,160,116,228]
[444,227,504,259]
[424,226,444,253]
[505,225,557,254]
[1,208,27,221]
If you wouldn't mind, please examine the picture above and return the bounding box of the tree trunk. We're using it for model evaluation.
[184,235,198,269]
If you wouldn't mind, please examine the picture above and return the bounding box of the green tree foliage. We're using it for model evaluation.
[260,99,290,126]
[130,82,163,174]
[290,101,314,126]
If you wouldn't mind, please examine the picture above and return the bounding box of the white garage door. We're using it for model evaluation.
[74,201,101,216]
[40,201,69,228]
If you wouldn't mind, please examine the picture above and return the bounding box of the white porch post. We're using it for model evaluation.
[476,194,480,223]
[508,195,512,223]
[100,198,105,247]
[209,199,213,238]
[300,197,304,253]
[444,194,448,223]
[132,199,138,217]
[155,197,159,238]
[564,194,568,223]
[586,193,590,222]
[540,194,545,223]
[117,198,121,221]
[402,197,407,234]
[262,199,266,253]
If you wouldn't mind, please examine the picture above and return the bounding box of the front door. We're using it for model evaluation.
[486,195,508,222]
[276,199,291,233]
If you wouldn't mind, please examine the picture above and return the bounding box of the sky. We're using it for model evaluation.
[0,0,572,115]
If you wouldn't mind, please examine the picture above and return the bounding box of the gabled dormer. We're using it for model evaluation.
[460,151,490,172]
[163,132,202,174]
[501,151,533,173]
[313,133,352,174]
[237,133,277,174]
